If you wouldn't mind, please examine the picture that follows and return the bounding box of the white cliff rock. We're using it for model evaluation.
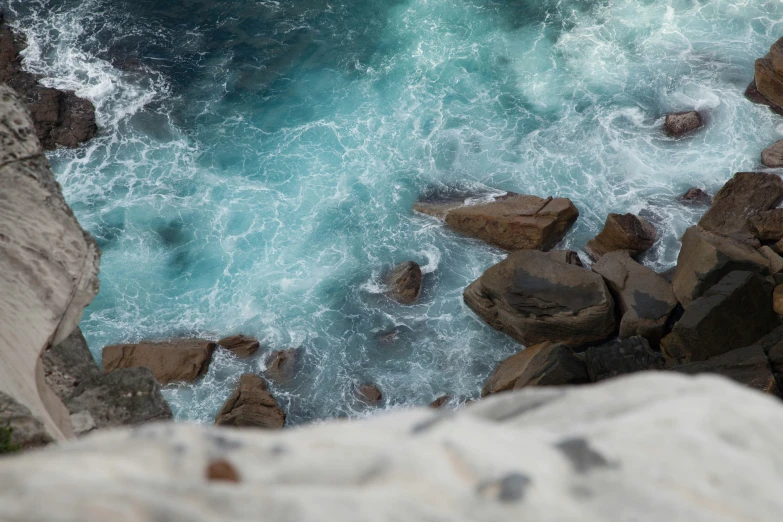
[1,373,782,521]
[0,85,100,444]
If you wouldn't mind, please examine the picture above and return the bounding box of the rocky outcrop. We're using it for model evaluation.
[384,261,423,304]
[671,345,780,395]
[584,213,656,261]
[697,171,783,245]
[102,339,216,384]
[0,85,100,443]
[584,337,665,382]
[2,374,783,521]
[214,374,285,429]
[661,271,779,363]
[671,226,769,308]
[218,335,260,358]
[414,192,578,251]
[464,250,615,348]
[762,139,783,168]
[664,111,703,137]
[592,251,678,343]
[264,348,299,385]
[0,17,96,149]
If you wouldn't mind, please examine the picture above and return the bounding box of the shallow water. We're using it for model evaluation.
[6,0,783,424]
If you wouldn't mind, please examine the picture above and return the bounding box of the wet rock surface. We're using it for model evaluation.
[585,213,657,261]
[384,261,423,304]
[102,339,216,384]
[664,111,703,137]
[215,374,285,429]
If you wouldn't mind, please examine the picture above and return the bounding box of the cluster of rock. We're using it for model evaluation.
[0,14,96,149]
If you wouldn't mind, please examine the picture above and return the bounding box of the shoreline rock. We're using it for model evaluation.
[584,213,656,261]
[664,111,703,137]
[218,335,260,358]
[102,339,216,385]
[215,374,285,429]
[384,261,423,304]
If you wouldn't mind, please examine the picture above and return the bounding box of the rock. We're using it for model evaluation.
[214,374,285,429]
[511,343,589,390]
[0,85,100,443]
[356,384,382,406]
[755,56,783,111]
[762,140,783,168]
[771,37,783,75]
[584,213,656,261]
[759,246,783,274]
[546,249,584,267]
[464,250,615,348]
[218,335,260,358]
[384,261,423,304]
[0,19,96,149]
[661,271,779,363]
[0,392,53,450]
[264,348,299,385]
[481,342,552,397]
[745,79,783,113]
[102,340,216,385]
[671,226,769,308]
[679,188,711,204]
[5,374,783,521]
[749,209,783,242]
[428,395,451,409]
[584,337,665,382]
[414,192,579,251]
[774,285,783,315]
[592,251,678,343]
[671,345,779,395]
[698,172,783,244]
[664,111,703,137]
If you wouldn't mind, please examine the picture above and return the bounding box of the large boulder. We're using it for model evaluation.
[3,374,783,521]
[464,250,615,348]
[384,261,423,304]
[749,209,783,242]
[697,172,783,244]
[214,374,285,429]
[585,213,657,261]
[510,343,588,390]
[0,85,100,443]
[664,111,703,137]
[584,337,665,382]
[102,340,216,384]
[671,226,769,308]
[0,18,96,149]
[755,55,783,111]
[671,345,779,396]
[414,192,578,251]
[661,271,779,363]
[481,342,552,396]
[761,140,783,168]
[218,335,260,358]
[592,251,678,343]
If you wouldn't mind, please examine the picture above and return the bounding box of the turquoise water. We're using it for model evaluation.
[7,0,783,424]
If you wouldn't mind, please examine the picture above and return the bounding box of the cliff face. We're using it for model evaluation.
[0,84,100,444]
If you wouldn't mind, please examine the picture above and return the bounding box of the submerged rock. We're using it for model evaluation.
[428,395,451,409]
[215,374,285,429]
[679,188,710,204]
[356,383,383,406]
[584,337,665,382]
[102,339,216,384]
[584,213,657,261]
[384,261,423,304]
[264,348,299,385]
[414,191,578,251]
[664,111,703,137]
[464,250,615,348]
[218,335,260,358]
[672,345,779,396]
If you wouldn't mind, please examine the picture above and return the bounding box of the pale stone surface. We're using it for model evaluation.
[0,374,783,521]
[0,85,100,442]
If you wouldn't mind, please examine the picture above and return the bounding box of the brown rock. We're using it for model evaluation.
[356,384,382,406]
[762,140,783,168]
[671,226,770,308]
[584,213,656,261]
[680,188,711,204]
[774,285,783,315]
[772,37,783,76]
[749,209,783,243]
[661,271,779,363]
[481,342,552,397]
[218,335,260,358]
[464,250,616,348]
[414,192,579,251]
[759,246,783,274]
[698,172,783,245]
[755,57,783,111]
[384,262,423,304]
[264,349,298,385]
[214,374,285,429]
[511,343,589,390]
[664,111,703,137]
[428,395,451,409]
[546,249,584,267]
[592,251,678,343]
[584,337,665,382]
[671,345,779,396]
[102,339,216,385]
[206,459,241,483]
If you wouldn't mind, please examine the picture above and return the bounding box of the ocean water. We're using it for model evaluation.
[6,0,783,424]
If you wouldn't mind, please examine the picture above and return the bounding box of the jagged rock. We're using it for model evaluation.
[584,337,665,382]
[384,261,423,304]
[510,343,589,390]
[698,172,783,245]
[664,111,703,137]
[414,191,578,251]
[481,342,552,397]
[464,250,615,348]
[0,18,96,149]
[592,251,678,343]
[661,271,779,363]
[749,209,783,242]
[756,55,783,111]
[680,188,710,204]
[759,246,783,274]
[218,335,260,358]
[671,345,779,395]
[356,384,382,406]
[762,140,783,168]
[214,374,285,429]
[264,348,299,385]
[584,213,656,261]
[428,395,451,409]
[0,85,100,443]
[671,226,769,308]
[102,339,216,384]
